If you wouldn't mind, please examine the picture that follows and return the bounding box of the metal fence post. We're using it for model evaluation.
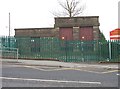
[81,41,84,62]
[99,42,101,61]
[17,48,19,61]
[109,41,112,60]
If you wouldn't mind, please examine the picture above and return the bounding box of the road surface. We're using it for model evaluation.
[1,62,119,87]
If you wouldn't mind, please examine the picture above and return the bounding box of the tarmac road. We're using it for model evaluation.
[1,63,119,87]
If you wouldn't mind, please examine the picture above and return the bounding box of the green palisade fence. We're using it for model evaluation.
[0,36,120,62]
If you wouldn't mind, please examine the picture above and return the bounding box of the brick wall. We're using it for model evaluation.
[15,28,55,37]
[15,16,100,40]
[54,16,100,27]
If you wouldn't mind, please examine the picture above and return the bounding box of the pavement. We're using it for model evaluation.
[1,59,119,69]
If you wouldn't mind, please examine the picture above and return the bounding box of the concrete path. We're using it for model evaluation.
[1,59,119,69]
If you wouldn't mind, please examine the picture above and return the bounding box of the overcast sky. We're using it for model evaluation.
[0,0,119,40]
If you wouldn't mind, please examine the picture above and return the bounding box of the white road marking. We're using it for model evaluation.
[16,66,120,74]
[24,66,74,71]
[102,70,119,74]
[24,66,55,71]
[116,74,120,76]
[73,68,102,74]
[2,64,119,74]
[0,77,101,84]
[23,66,102,73]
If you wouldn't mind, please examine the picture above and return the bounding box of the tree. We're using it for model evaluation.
[53,0,85,17]
[100,32,106,42]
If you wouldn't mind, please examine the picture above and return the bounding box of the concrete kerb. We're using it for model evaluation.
[1,59,119,70]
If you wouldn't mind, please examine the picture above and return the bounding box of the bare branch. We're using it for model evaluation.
[53,0,85,17]
[71,0,80,13]
[73,5,85,16]
[58,0,68,11]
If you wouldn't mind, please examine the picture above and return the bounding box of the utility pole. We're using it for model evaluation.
[8,12,10,48]
[118,1,120,28]
[9,12,10,37]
